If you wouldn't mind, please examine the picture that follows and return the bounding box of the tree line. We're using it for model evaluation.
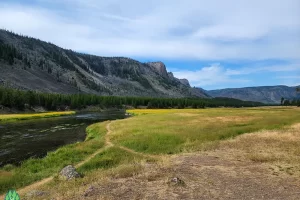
[0,86,266,111]
[280,88,300,106]
[281,99,300,106]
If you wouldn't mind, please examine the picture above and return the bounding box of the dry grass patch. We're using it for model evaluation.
[219,123,300,175]
[186,115,258,125]
[175,113,200,117]
[212,116,258,122]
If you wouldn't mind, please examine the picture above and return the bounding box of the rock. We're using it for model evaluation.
[83,185,96,197]
[147,61,168,77]
[168,72,174,78]
[179,79,190,87]
[26,190,48,198]
[59,165,81,180]
[169,177,185,186]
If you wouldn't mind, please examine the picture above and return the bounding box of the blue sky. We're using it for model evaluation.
[0,0,299,90]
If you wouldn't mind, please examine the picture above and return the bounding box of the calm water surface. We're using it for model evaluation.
[0,110,126,167]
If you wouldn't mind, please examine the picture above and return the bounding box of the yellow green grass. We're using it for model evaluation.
[0,111,75,122]
[115,107,300,154]
[78,146,146,173]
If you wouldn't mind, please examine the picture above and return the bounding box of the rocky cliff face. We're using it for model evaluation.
[0,30,209,98]
[146,62,168,78]
[179,79,190,87]
[207,86,300,104]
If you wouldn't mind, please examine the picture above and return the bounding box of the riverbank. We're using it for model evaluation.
[0,121,109,194]
[0,111,75,122]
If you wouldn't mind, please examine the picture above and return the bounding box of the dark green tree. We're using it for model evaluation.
[281,97,285,105]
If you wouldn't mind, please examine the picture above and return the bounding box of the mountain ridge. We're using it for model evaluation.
[1,29,297,103]
[0,29,209,98]
[206,85,300,104]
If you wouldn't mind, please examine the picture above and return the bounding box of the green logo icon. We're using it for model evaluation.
[5,190,20,200]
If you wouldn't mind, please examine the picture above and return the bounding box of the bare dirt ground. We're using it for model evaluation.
[77,151,300,200]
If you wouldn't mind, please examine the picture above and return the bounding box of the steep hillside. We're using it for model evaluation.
[0,30,208,98]
[207,86,300,104]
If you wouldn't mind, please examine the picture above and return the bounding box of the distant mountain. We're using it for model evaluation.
[0,29,209,98]
[207,85,300,104]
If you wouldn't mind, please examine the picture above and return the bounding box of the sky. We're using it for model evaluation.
[0,0,299,90]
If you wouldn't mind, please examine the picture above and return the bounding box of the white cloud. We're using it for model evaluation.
[172,63,250,87]
[172,62,300,88]
[0,0,299,60]
[226,63,300,75]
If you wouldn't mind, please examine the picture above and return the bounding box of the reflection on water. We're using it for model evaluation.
[0,110,125,167]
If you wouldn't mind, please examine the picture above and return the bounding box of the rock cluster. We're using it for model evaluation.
[59,165,81,180]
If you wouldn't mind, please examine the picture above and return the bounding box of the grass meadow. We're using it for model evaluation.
[115,107,300,154]
[1,107,300,197]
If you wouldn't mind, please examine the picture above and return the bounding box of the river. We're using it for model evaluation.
[0,110,126,167]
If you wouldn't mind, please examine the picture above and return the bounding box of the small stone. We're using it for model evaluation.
[83,185,95,197]
[169,177,185,186]
[26,190,48,198]
[59,165,81,180]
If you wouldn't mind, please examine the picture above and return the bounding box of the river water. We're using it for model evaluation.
[0,110,126,167]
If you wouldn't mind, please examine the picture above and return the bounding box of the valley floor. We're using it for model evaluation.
[1,107,300,199]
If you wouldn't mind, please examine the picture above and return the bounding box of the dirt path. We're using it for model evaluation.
[106,121,160,159]
[76,122,115,169]
[105,121,114,147]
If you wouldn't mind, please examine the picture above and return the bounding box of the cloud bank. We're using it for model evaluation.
[0,0,299,89]
[0,0,299,60]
